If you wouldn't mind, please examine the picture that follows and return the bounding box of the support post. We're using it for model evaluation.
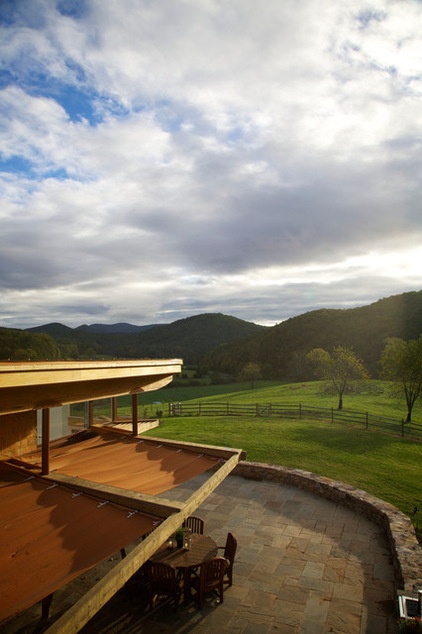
[112,397,118,422]
[132,393,138,436]
[41,408,50,476]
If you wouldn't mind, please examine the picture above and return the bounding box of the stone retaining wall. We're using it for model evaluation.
[234,461,421,594]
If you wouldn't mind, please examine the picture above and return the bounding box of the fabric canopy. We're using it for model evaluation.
[0,462,159,623]
[23,432,220,495]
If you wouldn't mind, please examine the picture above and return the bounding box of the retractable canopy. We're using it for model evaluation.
[20,431,221,496]
[0,461,160,623]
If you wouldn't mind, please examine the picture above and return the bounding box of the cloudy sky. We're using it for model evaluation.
[1,0,422,330]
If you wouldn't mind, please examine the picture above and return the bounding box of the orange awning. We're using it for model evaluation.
[22,432,220,495]
[0,462,159,623]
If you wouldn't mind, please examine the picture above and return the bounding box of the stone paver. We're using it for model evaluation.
[3,473,398,633]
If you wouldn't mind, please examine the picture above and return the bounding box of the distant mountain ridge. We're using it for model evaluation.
[22,313,265,363]
[2,291,422,377]
[28,322,163,335]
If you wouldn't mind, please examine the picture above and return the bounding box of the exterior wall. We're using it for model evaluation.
[0,411,38,459]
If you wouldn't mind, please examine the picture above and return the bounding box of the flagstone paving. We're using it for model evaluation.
[4,473,399,633]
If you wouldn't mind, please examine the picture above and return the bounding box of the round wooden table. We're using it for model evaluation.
[151,534,218,602]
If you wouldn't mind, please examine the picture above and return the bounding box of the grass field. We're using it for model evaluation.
[127,380,422,525]
[124,379,420,422]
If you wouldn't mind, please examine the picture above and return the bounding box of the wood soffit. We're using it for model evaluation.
[0,359,183,416]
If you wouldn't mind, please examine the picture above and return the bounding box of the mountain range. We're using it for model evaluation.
[1,290,422,379]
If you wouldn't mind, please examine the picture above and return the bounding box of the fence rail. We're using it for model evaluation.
[168,401,422,441]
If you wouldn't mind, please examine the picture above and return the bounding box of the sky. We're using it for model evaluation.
[1,0,422,330]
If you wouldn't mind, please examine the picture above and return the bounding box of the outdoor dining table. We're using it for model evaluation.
[150,533,218,602]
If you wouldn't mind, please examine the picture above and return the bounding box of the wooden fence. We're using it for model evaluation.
[168,401,422,441]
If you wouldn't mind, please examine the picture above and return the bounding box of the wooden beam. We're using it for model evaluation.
[140,435,246,461]
[41,408,50,476]
[0,360,182,416]
[45,473,184,517]
[45,451,242,634]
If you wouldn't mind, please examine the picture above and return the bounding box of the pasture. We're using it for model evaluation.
[134,380,422,525]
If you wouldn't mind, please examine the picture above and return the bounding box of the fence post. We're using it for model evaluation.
[299,404,302,420]
[198,403,201,416]
[331,408,334,423]
[366,412,369,430]
[227,402,230,415]
[256,404,259,417]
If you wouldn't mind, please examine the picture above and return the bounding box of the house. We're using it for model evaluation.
[0,360,244,633]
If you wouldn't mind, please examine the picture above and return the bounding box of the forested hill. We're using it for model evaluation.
[204,290,422,379]
[3,313,264,362]
[2,291,422,371]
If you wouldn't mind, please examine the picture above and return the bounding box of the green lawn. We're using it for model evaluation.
[131,380,422,525]
[123,379,420,422]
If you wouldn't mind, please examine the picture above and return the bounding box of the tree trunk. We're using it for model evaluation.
[338,394,343,410]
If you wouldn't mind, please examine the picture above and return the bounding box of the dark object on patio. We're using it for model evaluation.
[148,562,182,611]
[183,515,204,534]
[219,531,237,587]
[189,556,227,609]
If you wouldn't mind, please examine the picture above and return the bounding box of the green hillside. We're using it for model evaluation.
[18,313,265,362]
[0,327,61,360]
[2,290,422,370]
[204,290,422,379]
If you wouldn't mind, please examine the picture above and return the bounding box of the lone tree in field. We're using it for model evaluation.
[306,346,369,410]
[380,336,422,423]
[239,362,262,389]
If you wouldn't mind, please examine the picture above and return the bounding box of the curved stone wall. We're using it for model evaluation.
[234,461,421,594]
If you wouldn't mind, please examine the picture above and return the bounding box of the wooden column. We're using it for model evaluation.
[131,394,138,436]
[88,401,94,428]
[112,397,118,422]
[41,408,50,476]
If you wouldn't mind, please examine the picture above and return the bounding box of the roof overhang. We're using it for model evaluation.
[0,359,183,416]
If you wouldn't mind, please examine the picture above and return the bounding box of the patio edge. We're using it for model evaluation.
[234,461,422,595]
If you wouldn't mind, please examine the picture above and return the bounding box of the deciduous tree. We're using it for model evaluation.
[380,336,422,423]
[306,346,369,410]
[239,362,262,389]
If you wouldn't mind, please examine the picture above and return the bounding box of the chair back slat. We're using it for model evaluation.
[183,515,204,534]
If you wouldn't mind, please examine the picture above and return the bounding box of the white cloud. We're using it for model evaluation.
[1,0,422,329]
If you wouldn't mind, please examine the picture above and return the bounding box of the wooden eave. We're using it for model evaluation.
[0,359,183,416]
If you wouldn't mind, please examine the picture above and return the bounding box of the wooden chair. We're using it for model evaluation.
[148,561,182,611]
[189,556,227,609]
[218,531,237,587]
[183,515,204,534]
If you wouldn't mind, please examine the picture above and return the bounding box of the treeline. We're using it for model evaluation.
[0,328,61,360]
